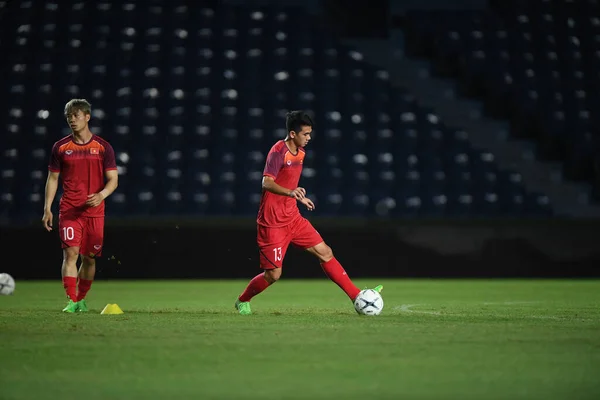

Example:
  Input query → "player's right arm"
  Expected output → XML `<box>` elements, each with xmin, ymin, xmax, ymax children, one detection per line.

<box><xmin>43</xmin><ymin>143</ymin><xmax>61</xmax><ymax>231</ymax></box>
<box><xmin>262</xmin><ymin>176</ymin><xmax>306</xmax><ymax>200</ymax></box>
<box><xmin>262</xmin><ymin>149</ymin><xmax>305</xmax><ymax>199</ymax></box>
<box><xmin>42</xmin><ymin>171</ymin><xmax>59</xmax><ymax>231</ymax></box>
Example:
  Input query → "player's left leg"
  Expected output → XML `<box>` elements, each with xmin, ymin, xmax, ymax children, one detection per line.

<box><xmin>305</xmin><ymin>242</ymin><xmax>362</xmax><ymax>301</ymax></box>
<box><xmin>292</xmin><ymin>217</ymin><xmax>361</xmax><ymax>301</ymax></box>
<box><xmin>76</xmin><ymin>255</ymin><xmax>95</xmax><ymax>312</ymax></box>
<box><xmin>77</xmin><ymin>217</ymin><xmax>104</xmax><ymax>311</ymax></box>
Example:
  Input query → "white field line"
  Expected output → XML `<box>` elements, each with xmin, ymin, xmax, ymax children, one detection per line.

<box><xmin>393</xmin><ymin>302</ymin><xmax>597</xmax><ymax>321</ymax></box>
<box><xmin>394</xmin><ymin>304</ymin><xmax>441</xmax><ymax>315</ymax></box>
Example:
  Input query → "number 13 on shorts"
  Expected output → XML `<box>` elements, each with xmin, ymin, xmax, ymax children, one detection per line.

<box><xmin>273</xmin><ymin>247</ymin><xmax>282</xmax><ymax>261</ymax></box>
<box><xmin>259</xmin><ymin>244</ymin><xmax>288</xmax><ymax>269</ymax></box>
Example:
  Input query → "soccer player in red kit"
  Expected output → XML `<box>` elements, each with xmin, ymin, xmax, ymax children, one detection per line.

<box><xmin>235</xmin><ymin>110</ymin><xmax>382</xmax><ymax>315</ymax></box>
<box><xmin>42</xmin><ymin>99</ymin><xmax>118</xmax><ymax>313</ymax></box>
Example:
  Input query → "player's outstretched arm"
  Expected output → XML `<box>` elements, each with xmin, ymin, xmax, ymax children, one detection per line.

<box><xmin>262</xmin><ymin>176</ymin><xmax>305</xmax><ymax>200</ymax></box>
<box><xmin>42</xmin><ymin>171</ymin><xmax>59</xmax><ymax>231</ymax></box>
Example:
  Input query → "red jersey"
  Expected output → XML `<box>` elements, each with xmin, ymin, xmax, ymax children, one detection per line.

<box><xmin>257</xmin><ymin>140</ymin><xmax>305</xmax><ymax>227</ymax></box>
<box><xmin>48</xmin><ymin>134</ymin><xmax>117</xmax><ymax>218</ymax></box>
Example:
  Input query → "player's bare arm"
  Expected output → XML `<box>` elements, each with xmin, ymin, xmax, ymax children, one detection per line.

<box><xmin>42</xmin><ymin>171</ymin><xmax>60</xmax><ymax>231</ymax></box>
<box><xmin>86</xmin><ymin>169</ymin><xmax>119</xmax><ymax>207</ymax></box>
<box><xmin>262</xmin><ymin>176</ymin><xmax>306</xmax><ymax>200</ymax></box>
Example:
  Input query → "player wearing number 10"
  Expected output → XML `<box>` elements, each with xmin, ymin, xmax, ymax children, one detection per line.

<box><xmin>42</xmin><ymin>99</ymin><xmax>118</xmax><ymax>313</ymax></box>
<box><xmin>235</xmin><ymin>111</ymin><xmax>382</xmax><ymax>315</ymax></box>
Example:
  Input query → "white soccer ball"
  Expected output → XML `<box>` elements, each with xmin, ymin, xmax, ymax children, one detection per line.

<box><xmin>0</xmin><ymin>273</ymin><xmax>15</xmax><ymax>295</ymax></box>
<box><xmin>354</xmin><ymin>289</ymin><xmax>383</xmax><ymax>315</ymax></box>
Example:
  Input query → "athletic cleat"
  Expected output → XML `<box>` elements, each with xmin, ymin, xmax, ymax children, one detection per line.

<box><xmin>235</xmin><ymin>299</ymin><xmax>252</xmax><ymax>315</ymax></box>
<box><xmin>77</xmin><ymin>299</ymin><xmax>89</xmax><ymax>312</ymax></box>
<box><xmin>62</xmin><ymin>299</ymin><xmax>78</xmax><ymax>313</ymax></box>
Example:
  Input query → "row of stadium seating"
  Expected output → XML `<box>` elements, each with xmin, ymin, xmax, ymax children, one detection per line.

<box><xmin>402</xmin><ymin>0</ymin><xmax>600</xmax><ymax>200</ymax></box>
<box><xmin>0</xmin><ymin>1</ymin><xmax>554</xmax><ymax>223</ymax></box>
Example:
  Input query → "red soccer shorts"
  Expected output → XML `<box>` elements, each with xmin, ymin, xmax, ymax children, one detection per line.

<box><xmin>257</xmin><ymin>216</ymin><xmax>324</xmax><ymax>269</ymax></box>
<box><xmin>58</xmin><ymin>215</ymin><xmax>105</xmax><ymax>257</ymax></box>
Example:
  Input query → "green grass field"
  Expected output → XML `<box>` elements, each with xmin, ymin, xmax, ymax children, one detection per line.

<box><xmin>1</xmin><ymin>279</ymin><xmax>599</xmax><ymax>400</ymax></box>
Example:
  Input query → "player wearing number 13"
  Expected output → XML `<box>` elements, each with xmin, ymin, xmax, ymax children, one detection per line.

<box><xmin>42</xmin><ymin>99</ymin><xmax>118</xmax><ymax>313</ymax></box>
<box><xmin>235</xmin><ymin>111</ymin><xmax>382</xmax><ymax>315</ymax></box>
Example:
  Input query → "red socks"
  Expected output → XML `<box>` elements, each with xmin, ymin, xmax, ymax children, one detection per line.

<box><xmin>62</xmin><ymin>276</ymin><xmax>77</xmax><ymax>302</ymax></box>
<box><xmin>321</xmin><ymin>257</ymin><xmax>361</xmax><ymax>300</ymax></box>
<box><xmin>77</xmin><ymin>279</ymin><xmax>93</xmax><ymax>301</ymax></box>
<box><xmin>62</xmin><ymin>277</ymin><xmax>93</xmax><ymax>302</ymax></box>
<box><xmin>239</xmin><ymin>273</ymin><xmax>271</xmax><ymax>302</ymax></box>
<box><xmin>239</xmin><ymin>258</ymin><xmax>358</xmax><ymax>303</ymax></box>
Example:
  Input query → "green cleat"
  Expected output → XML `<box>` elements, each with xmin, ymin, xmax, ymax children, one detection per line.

<box><xmin>235</xmin><ymin>299</ymin><xmax>252</xmax><ymax>315</ymax></box>
<box><xmin>77</xmin><ymin>299</ymin><xmax>89</xmax><ymax>312</ymax></box>
<box><xmin>62</xmin><ymin>299</ymin><xmax>78</xmax><ymax>313</ymax></box>
<box><xmin>373</xmin><ymin>285</ymin><xmax>383</xmax><ymax>293</ymax></box>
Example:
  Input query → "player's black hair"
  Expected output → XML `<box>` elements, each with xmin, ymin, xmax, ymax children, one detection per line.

<box><xmin>285</xmin><ymin>110</ymin><xmax>313</xmax><ymax>134</ymax></box>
